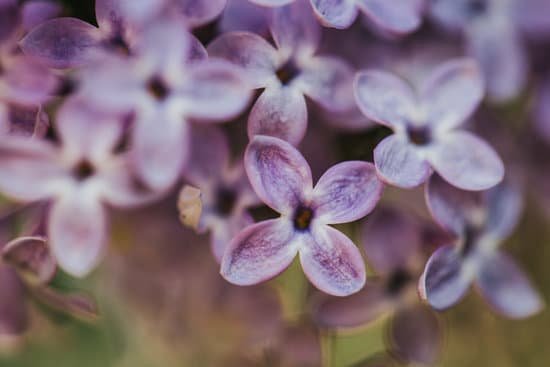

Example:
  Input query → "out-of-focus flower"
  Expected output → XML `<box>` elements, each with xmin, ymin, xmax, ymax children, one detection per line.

<box><xmin>0</xmin><ymin>98</ymin><xmax>157</xmax><ymax>277</ymax></box>
<box><xmin>314</xmin><ymin>207</ymin><xmax>444</xmax><ymax>365</ymax></box>
<box><xmin>419</xmin><ymin>174</ymin><xmax>544</xmax><ymax>318</ymax></box>
<box><xmin>534</xmin><ymin>76</ymin><xmax>550</xmax><ymax>143</ymax></box>
<box><xmin>429</xmin><ymin>0</ymin><xmax>550</xmax><ymax>102</ymax></box>
<box><xmin>179</xmin><ymin>126</ymin><xmax>259</xmax><ymax>262</ymax></box>
<box><xmin>221</xmin><ymin>135</ymin><xmax>384</xmax><ymax>296</ymax></box>
<box><xmin>218</xmin><ymin>0</ymin><xmax>270</xmax><ymax>35</ymax></box>
<box><xmin>249</xmin><ymin>0</ymin><xmax>423</xmax><ymax>33</ymax></box>
<box><xmin>209</xmin><ymin>1</ymin><xmax>355</xmax><ymax>145</ymax></box>
<box><xmin>78</xmin><ymin>18</ymin><xmax>250</xmax><ymax>191</ymax></box>
<box><xmin>355</xmin><ymin>58</ymin><xmax>504</xmax><ymax>191</ymax></box>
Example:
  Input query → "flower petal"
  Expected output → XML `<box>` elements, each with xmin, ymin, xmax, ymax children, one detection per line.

<box><xmin>485</xmin><ymin>182</ymin><xmax>523</xmax><ymax>240</ymax></box>
<box><xmin>218</xmin><ymin>0</ymin><xmax>270</xmax><ymax>35</ymax></box>
<box><xmin>32</xmin><ymin>287</ymin><xmax>99</xmax><ymax>321</ymax></box>
<box><xmin>181</xmin><ymin>59</ymin><xmax>251</xmax><ymax>121</ymax></box>
<box><xmin>0</xmin><ymin>265</ymin><xmax>27</xmax><ymax>335</ymax></box>
<box><xmin>300</xmin><ymin>225</ymin><xmax>366</xmax><ymax>296</ymax></box>
<box><xmin>373</xmin><ymin>135</ymin><xmax>432</xmax><ymax>188</ymax></box>
<box><xmin>207</xmin><ymin>31</ymin><xmax>279</xmax><ymax>88</ymax></box>
<box><xmin>1</xmin><ymin>236</ymin><xmax>56</xmax><ymax>287</ymax></box>
<box><xmin>312</xmin><ymin>161</ymin><xmax>383</xmax><ymax>224</ymax></box>
<box><xmin>428</xmin><ymin>131</ymin><xmax>504</xmax><ymax>191</ymax></box>
<box><xmin>354</xmin><ymin>70</ymin><xmax>416</xmax><ymax>129</ymax></box>
<box><xmin>244</xmin><ymin>135</ymin><xmax>312</xmax><ymax>214</ymax></box>
<box><xmin>421</xmin><ymin>58</ymin><xmax>484</xmax><ymax>132</ymax></box>
<box><xmin>211</xmin><ymin>211</ymin><xmax>254</xmax><ymax>263</ymax></box>
<box><xmin>248</xmin><ymin>86</ymin><xmax>308</xmax><ymax>146</ymax></box>
<box><xmin>271</xmin><ymin>0</ymin><xmax>320</xmax><ymax>56</ymax></box>
<box><xmin>176</xmin><ymin>0</ymin><xmax>227</xmax><ymax>28</ymax></box>
<box><xmin>20</xmin><ymin>18</ymin><xmax>102</xmax><ymax>69</ymax></box>
<box><xmin>310</xmin><ymin>0</ymin><xmax>359</xmax><ymax>29</ymax></box>
<box><xmin>476</xmin><ymin>251</ymin><xmax>544</xmax><ymax>319</ymax></box>
<box><xmin>419</xmin><ymin>244</ymin><xmax>471</xmax><ymax>310</ymax></box>
<box><xmin>357</xmin><ymin>0</ymin><xmax>422</xmax><ymax>35</ymax></box>
<box><xmin>48</xmin><ymin>191</ymin><xmax>107</xmax><ymax>277</ymax></box>
<box><xmin>21</xmin><ymin>0</ymin><xmax>63</xmax><ymax>31</ymax></box>
<box><xmin>220</xmin><ymin>219</ymin><xmax>298</xmax><ymax>285</ymax></box>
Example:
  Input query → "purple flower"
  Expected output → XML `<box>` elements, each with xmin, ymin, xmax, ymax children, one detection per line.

<box><xmin>429</xmin><ymin>0</ymin><xmax>550</xmax><ymax>102</ymax></box>
<box><xmin>355</xmin><ymin>58</ymin><xmax>504</xmax><ymax>191</ymax></box>
<box><xmin>78</xmin><ymin>18</ymin><xmax>250</xmax><ymax>191</ymax></box>
<box><xmin>221</xmin><ymin>135</ymin><xmax>384</xmax><ymax>296</ymax></box>
<box><xmin>534</xmin><ymin>76</ymin><xmax>550</xmax><ymax>144</ymax></box>
<box><xmin>249</xmin><ymin>0</ymin><xmax>423</xmax><ymax>33</ymax></box>
<box><xmin>313</xmin><ymin>207</ymin><xmax>443</xmax><ymax>365</ymax></box>
<box><xmin>179</xmin><ymin>126</ymin><xmax>259</xmax><ymax>262</ymax></box>
<box><xmin>218</xmin><ymin>0</ymin><xmax>271</xmax><ymax>35</ymax></box>
<box><xmin>0</xmin><ymin>98</ymin><xmax>158</xmax><ymax>277</ymax></box>
<box><xmin>208</xmin><ymin>1</ymin><xmax>355</xmax><ymax>145</ymax></box>
<box><xmin>419</xmin><ymin>174</ymin><xmax>544</xmax><ymax>318</ymax></box>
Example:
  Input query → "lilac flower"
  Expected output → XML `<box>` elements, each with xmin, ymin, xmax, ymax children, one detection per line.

<box><xmin>419</xmin><ymin>174</ymin><xmax>544</xmax><ymax>318</ymax></box>
<box><xmin>179</xmin><ymin>126</ymin><xmax>259</xmax><ymax>262</ymax></box>
<box><xmin>429</xmin><ymin>0</ymin><xmax>550</xmax><ymax>102</ymax></box>
<box><xmin>314</xmin><ymin>208</ymin><xmax>443</xmax><ymax>365</ymax></box>
<box><xmin>218</xmin><ymin>0</ymin><xmax>271</xmax><ymax>35</ymax></box>
<box><xmin>249</xmin><ymin>0</ymin><xmax>423</xmax><ymax>33</ymax></box>
<box><xmin>78</xmin><ymin>18</ymin><xmax>250</xmax><ymax>191</ymax></box>
<box><xmin>208</xmin><ymin>1</ymin><xmax>355</xmax><ymax>145</ymax></box>
<box><xmin>221</xmin><ymin>135</ymin><xmax>384</xmax><ymax>296</ymax></box>
<box><xmin>354</xmin><ymin>58</ymin><xmax>504</xmax><ymax>191</ymax></box>
<box><xmin>0</xmin><ymin>98</ymin><xmax>158</xmax><ymax>277</ymax></box>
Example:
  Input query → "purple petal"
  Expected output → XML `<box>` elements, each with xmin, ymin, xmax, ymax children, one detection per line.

<box><xmin>485</xmin><ymin>182</ymin><xmax>523</xmax><ymax>240</ymax></box>
<box><xmin>182</xmin><ymin>60</ymin><xmax>251</xmax><ymax>121</ymax></box>
<box><xmin>0</xmin><ymin>0</ymin><xmax>19</xmax><ymax>43</ymax></box>
<box><xmin>33</xmin><ymin>287</ymin><xmax>99</xmax><ymax>321</ymax></box>
<box><xmin>187</xmin><ymin>34</ymin><xmax>208</xmax><ymax>63</ymax></box>
<box><xmin>310</xmin><ymin>0</ymin><xmax>359</xmax><ymax>29</ymax></box>
<box><xmin>176</xmin><ymin>0</ymin><xmax>227</xmax><ymax>28</ymax></box>
<box><xmin>515</xmin><ymin>0</ymin><xmax>550</xmax><ymax>37</ymax></box>
<box><xmin>271</xmin><ymin>0</ymin><xmax>321</xmax><ymax>56</ymax></box>
<box><xmin>20</xmin><ymin>18</ymin><xmax>102</xmax><ymax>69</ymax></box>
<box><xmin>211</xmin><ymin>211</ymin><xmax>254</xmax><ymax>263</ymax></box>
<box><xmin>0</xmin><ymin>265</ymin><xmax>27</xmax><ymax>336</ymax></box>
<box><xmin>419</xmin><ymin>244</ymin><xmax>471</xmax><ymax>310</ymax></box>
<box><xmin>389</xmin><ymin>305</ymin><xmax>442</xmax><ymax>365</ymax></box>
<box><xmin>357</xmin><ymin>0</ymin><xmax>422</xmax><ymax>35</ymax></box>
<box><xmin>218</xmin><ymin>0</ymin><xmax>270</xmax><ymax>35</ymax></box>
<box><xmin>354</xmin><ymin>70</ymin><xmax>416</xmax><ymax>129</ymax></box>
<box><xmin>300</xmin><ymin>225</ymin><xmax>366</xmax><ymax>296</ymax></box>
<box><xmin>248</xmin><ymin>86</ymin><xmax>308</xmax><ymax>146</ymax></box>
<box><xmin>374</xmin><ymin>135</ymin><xmax>432</xmax><ymax>188</ymax></box>
<box><xmin>207</xmin><ymin>31</ymin><xmax>279</xmax><ymax>88</ymax></box>
<box><xmin>4</xmin><ymin>104</ymin><xmax>49</xmax><ymax>138</ymax></box>
<box><xmin>220</xmin><ymin>219</ymin><xmax>298</xmax><ymax>285</ymax></box>
<box><xmin>249</xmin><ymin>0</ymin><xmax>294</xmax><ymax>5</ymax></box>
<box><xmin>96</xmin><ymin>0</ymin><xmax>164</xmax><ymax>29</ymax></box>
<box><xmin>312</xmin><ymin>161</ymin><xmax>383</xmax><ymax>224</ymax></box>
<box><xmin>2</xmin><ymin>236</ymin><xmax>56</xmax><ymax>287</ymax></box>
<box><xmin>244</xmin><ymin>135</ymin><xmax>312</xmax><ymax>214</ymax></box>
<box><xmin>132</xmin><ymin>113</ymin><xmax>189</xmax><ymax>191</ymax></box>
<box><xmin>21</xmin><ymin>0</ymin><xmax>62</xmax><ymax>31</ymax></box>
<box><xmin>476</xmin><ymin>251</ymin><xmax>544</xmax><ymax>319</ymax></box>
<box><xmin>297</xmin><ymin>56</ymin><xmax>355</xmax><ymax>112</ymax></box>
<box><xmin>421</xmin><ymin>58</ymin><xmax>484</xmax><ymax>131</ymax></box>
<box><xmin>534</xmin><ymin>78</ymin><xmax>550</xmax><ymax>143</ymax></box>
<box><xmin>428</xmin><ymin>131</ymin><xmax>504</xmax><ymax>191</ymax></box>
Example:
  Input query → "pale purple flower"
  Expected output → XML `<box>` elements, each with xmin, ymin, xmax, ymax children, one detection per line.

<box><xmin>221</xmin><ymin>135</ymin><xmax>384</xmax><ymax>296</ymax></box>
<box><xmin>419</xmin><ymin>174</ymin><xmax>544</xmax><ymax>318</ymax></box>
<box><xmin>429</xmin><ymin>0</ymin><xmax>550</xmax><ymax>102</ymax></box>
<box><xmin>249</xmin><ymin>0</ymin><xmax>423</xmax><ymax>33</ymax></box>
<box><xmin>218</xmin><ymin>0</ymin><xmax>271</xmax><ymax>35</ymax></box>
<box><xmin>78</xmin><ymin>18</ymin><xmax>250</xmax><ymax>191</ymax></box>
<box><xmin>180</xmin><ymin>126</ymin><xmax>259</xmax><ymax>262</ymax></box>
<box><xmin>355</xmin><ymin>58</ymin><xmax>504</xmax><ymax>191</ymax></box>
<box><xmin>208</xmin><ymin>1</ymin><xmax>355</xmax><ymax>145</ymax></box>
<box><xmin>0</xmin><ymin>98</ymin><xmax>158</xmax><ymax>277</ymax></box>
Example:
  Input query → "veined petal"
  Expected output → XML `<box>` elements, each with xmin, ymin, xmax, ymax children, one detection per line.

<box><xmin>248</xmin><ymin>86</ymin><xmax>308</xmax><ymax>146</ymax></box>
<box><xmin>354</xmin><ymin>70</ymin><xmax>416</xmax><ymax>129</ymax></box>
<box><xmin>207</xmin><ymin>31</ymin><xmax>279</xmax><ymax>88</ymax></box>
<box><xmin>20</xmin><ymin>18</ymin><xmax>102</xmax><ymax>69</ymax></box>
<box><xmin>0</xmin><ymin>265</ymin><xmax>27</xmax><ymax>335</ymax></box>
<box><xmin>2</xmin><ymin>236</ymin><xmax>56</xmax><ymax>287</ymax></box>
<box><xmin>96</xmin><ymin>0</ymin><xmax>164</xmax><ymax>29</ymax></box>
<box><xmin>310</xmin><ymin>0</ymin><xmax>358</xmax><ymax>29</ymax></box>
<box><xmin>48</xmin><ymin>191</ymin><xmax>107</xmax><ymax>277</ymax></box>
<box><xmin>271</xmin><ymin>0</ymin><xmax>320</xmax><ymax>56</ymax></box>
<box><xmin>218</xmin><ymin>0</ymin><xmax>270</xmax><ymax>35</ymax></box>
<box><xmin>421</xmin><ymin>58</ymin><xmax>484</xmax><ymax>132</ymax></box>
<box><xmin>312</xmin><ymin>161</ymin><xmax>383</xmax><ymax>224</ymax></box>
<box><xmin>485</xmin><ymin>182</ymin><xmax>523</xmax><ymax>240</ymax></box>
<box><xmin>220</xmin><ymin>219</ymin><xmax>298</xmax><ymax>285</ymax></box>
<box><xmin>244</xmin><ymin>135</ymin><xmax>312</xmax><ymax>214</ymax></box>
<box><xmin>419</xmin><ymin>244</ymin><xmax>471</xmax><ymax>310</ymax></box>
<box><xmin>357</xmin><ymin>0</ymin><xmax>422</xmax><ymax>35</ymax></box>
<box><xmin>176</xmin><ymin>0</ymin><xmax>227</xmax><ymax>28</ymax></box>
<box><xmin>428</xmin><ymin>131</ymin><xmax>504</xmax><ymax>191</ymax></box>
<box><xmin>476</xmin><ymin>251</ymin><xmax>544</xmax><ymax>319</ymax></box>
<box><xmin>374</xmin><ymin>135</ymin><xmax>432</xmax><ymax>188</ymax></box>
<box><xmin>300</xmin><ymin>225</ymin><xmax>366</xmax><ymax>296</ymax></box>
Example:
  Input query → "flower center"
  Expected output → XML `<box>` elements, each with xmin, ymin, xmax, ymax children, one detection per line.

<box><xmin>461</xmin><ymin>225</ymin><xmax>481</xmax><ymax>257</ymax></box>
<box><xmin>147</xmin><ymin>76</ymin><xmax>170</xmax><ymax>101</ymax></box>
<box><xmin>73</xmin><ymin>160</ymin><xmax>95</xmax><ymax>181</ymax></box>
<box><xmin>215</xmin><ymin>187</ymin><xmax>237</xmax><ymax>216</ymax></box>
<box><xmin>386</xmin><ymin>268</ymin><xmax>412</xmax><ymax>296</ymax></box>
<box><xmin>293</xmin><ymin>206</ymin><xmax>314</xmax><ymax>231</ymax></box>
<box><xmin>107</xmin><ymin>33</ymin><xmax>131</xmax><ymax>56</ymax></box>
<box><xmin>407</xmin><ymin>126</ymin><xmax>432</xmax><ymax>146</ymax></box>
<box><xmin>276</xmin><ymin>60</ymin><xmax>300</xmax><ymax>85</ymax></box>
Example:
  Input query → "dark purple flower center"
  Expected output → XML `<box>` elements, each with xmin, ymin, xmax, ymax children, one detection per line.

<box><xmin>407</xmin><ymin>126</ymin><xmax>432</xmax><ymax>146</ymax></box>
<box><xmin>215</xmin><ymin>186</ymin><xmax>237</xmax><ymax>216</ymax></box>
<box><xmin>73</xmin><ymin>160</ymin><xmax>95</xmax><ymax>181</ymax></box>
<box><xmin>386</xmin><ymin>268</ymin><xmax>412</xmax><ymax>296</ymax></box>
<box><xmin>147</xmin><ymin>76</ymin><xmax>170</xmax><ymax>101</ymax></box>
<box><xmin>106</xmin><ymin>33</ymin><xmax>131</xmax><ymax>56</ymax></box>
<box><xmin>293</xmin><ymin>205</ymin><xmax>314</xmax><ymax>231</ymax></box>
<box><xmin>276</xmin><ymin>60</ymin><xmax>301</xmax><ymax>85</ymax></box>
<box><xmin>461</xmin><ymin>225</ymin><xmax>480</xmax><ymax>257</ymax></box>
